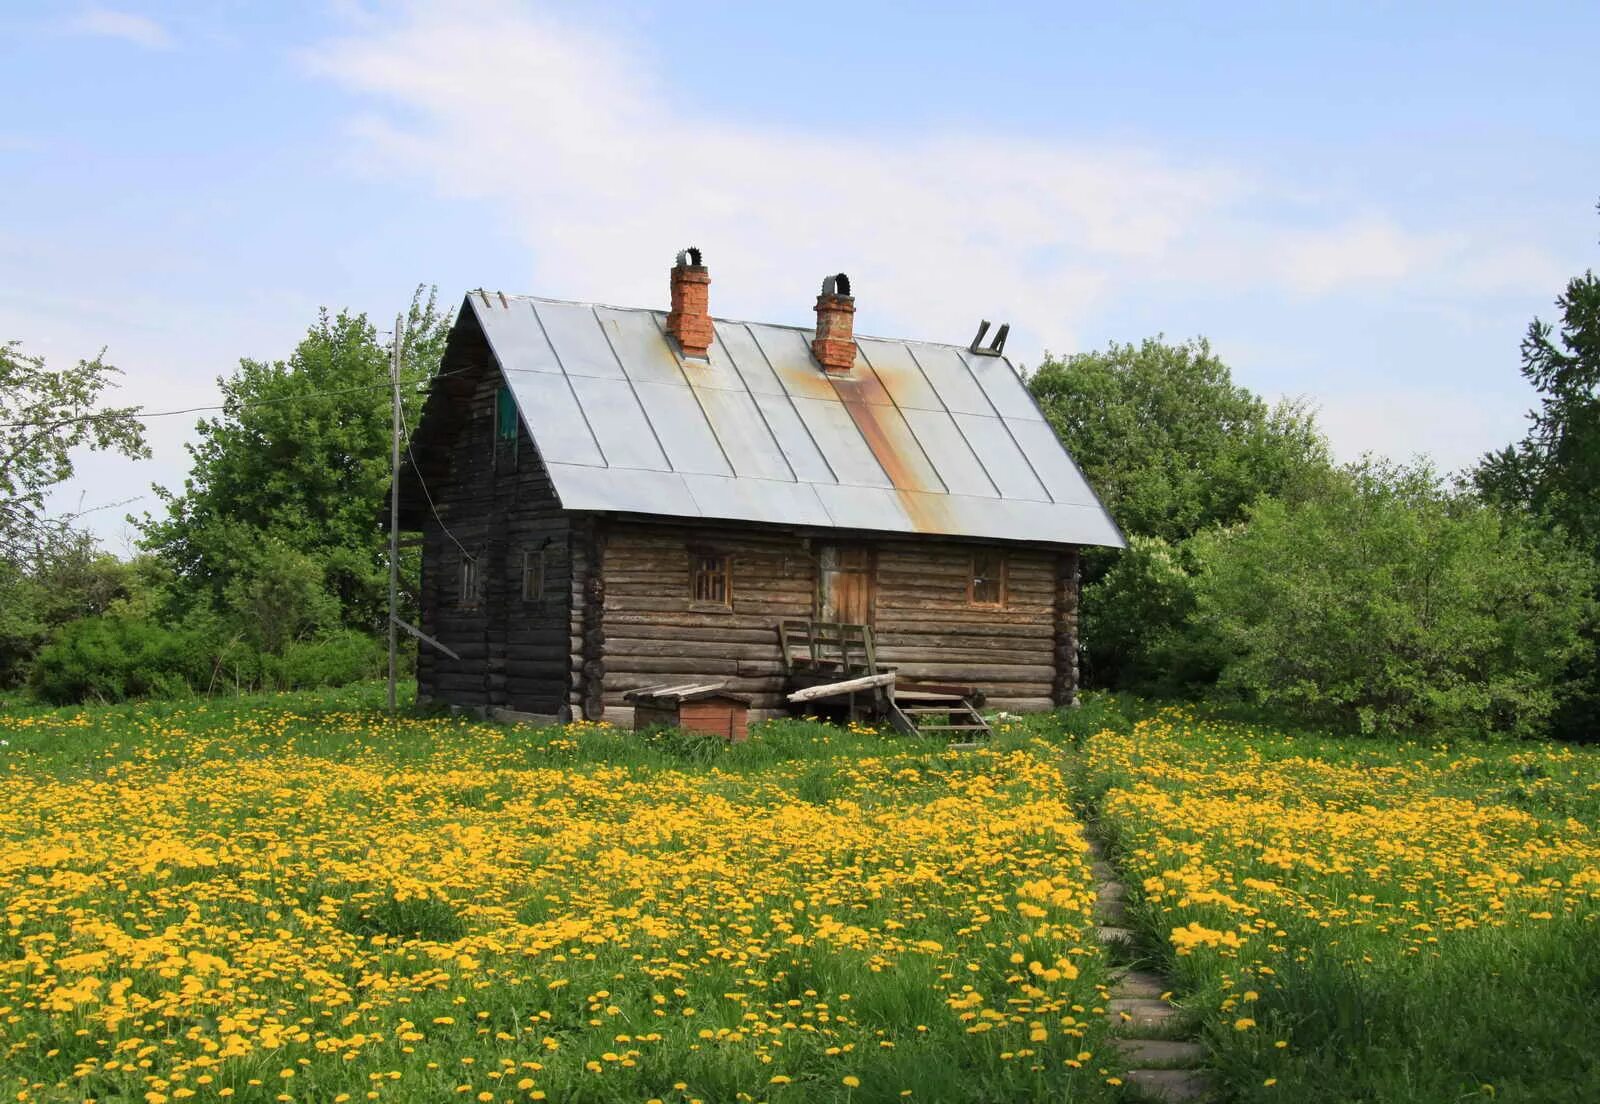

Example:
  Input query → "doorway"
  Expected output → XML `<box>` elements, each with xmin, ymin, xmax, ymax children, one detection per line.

<box><xmin>816</xmin><ymin>544</ymin><xmax>874</xmax><ymax>625</ymax></box>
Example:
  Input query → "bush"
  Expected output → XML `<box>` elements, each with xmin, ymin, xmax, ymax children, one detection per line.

<box><xmin>1192</xmin><ymin>459</ymin><xmax>1596</xmax><ymax>737</ymax></box>
<box><xmin>1081</xmin><ymin>534</ymin><xmax>1223</xmax><ymax>692</ymax></box>
<box><xmin>29</xmin><ymin>615</ymin><xmax>207</xmax><ymax>704</ymax></box>
<box><xmin>28</xmin><ymin>614</ymin><xmax>385</xmax><ymax>705</ymax></box>
<box><xmin>268</xmin><ymin>630</ymin><xmax>384</xmax><ymax>690</ymax></box>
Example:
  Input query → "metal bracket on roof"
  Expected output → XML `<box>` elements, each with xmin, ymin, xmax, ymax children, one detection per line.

<box><xmin>968</xmin><ymin>320</ymin><xmax>1010</xmax><ymax>357</ymax></box>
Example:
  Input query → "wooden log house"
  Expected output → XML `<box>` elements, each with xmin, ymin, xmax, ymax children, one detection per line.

<box><xmin>397</xmin><ymin>252</ymin><xmax>1124</xmax><ymax>727</ymax></box>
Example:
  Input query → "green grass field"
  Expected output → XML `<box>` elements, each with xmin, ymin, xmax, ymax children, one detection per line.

<box><xmin>2</xmin><ymin>687</ymin><xmax>1597</xmax><ymax>1103</ymax></box>
<box><xmin>0</xmin><ymin>688</ymin><xmax>1119</xmax><ymax>1104</ymax></box>
<box><xmin>1068</xmin><ymin>698</ymin><xmax>1600</xmax><ymax>1103</ymax></box>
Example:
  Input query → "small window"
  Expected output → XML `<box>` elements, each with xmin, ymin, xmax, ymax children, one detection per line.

<box><xmin>969</xmin><ymin>553</ymin><xmax>1006</xmax><ymax>607</ymax></box>
<box><xmin>521</xmin><ymin>548</ymin><xmax>545</xmax><ymax>602</ymax></box>
<box><xmin>493</xmin><ymin>386</ymin><xmax>519</xmax><ymax>473</ymax></box>
<box><xmin>458</xmin><ymin>555</ymin><xmax>480</xmax><ymax>608</ymax></box>
<box><xmin>690</xmin><ymin>552</ymin><xmax>731</xmax><ymax>606</ymax></box>
<box><xmin>495</xmin><ymin>386</ymin><xmax>519</xmax><ymax>441</ymax></box>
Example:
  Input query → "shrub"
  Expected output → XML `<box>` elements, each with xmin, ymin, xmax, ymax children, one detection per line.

<box><xmin>1081</xmin><ymin>534</ymin><xmax>1223</xmax><ymax>692</ymax></box>
<box><xmin>268</xmin><ymin>630</ymin><xmax>383</xmax><ymax>690</ymax></box>
<box><xmin>29</xmin><ymin>615</ymin><xmax>205</xmax><ymax>704</ymax></box>
<box><xmin>1192</xmin><ymin>459</ymin><xmax>1596</xmax><ymax>737</ymax></box>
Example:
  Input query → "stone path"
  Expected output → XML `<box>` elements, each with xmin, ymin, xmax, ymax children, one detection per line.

<box><xmin>1087</xmin><ymin>837</ymin><xmax>1213</xmax><ymax>1102</ymax></box>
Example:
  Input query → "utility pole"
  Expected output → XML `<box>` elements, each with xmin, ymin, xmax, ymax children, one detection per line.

<box><xmin>388</xmin><ymin>313</ymin><xmax>404</xmax><ymax>714</ymax></box>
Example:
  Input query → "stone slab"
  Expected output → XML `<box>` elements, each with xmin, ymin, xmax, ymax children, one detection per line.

<box><xmin>1111</xmin><ymin>1038</ymin><xmax>1207</xmax><ymax>1067</ymax></box>
<box><xmin>1122</xmin><ymin>1067</ymin><xmax>1213</xmax><ymax>1102</ymax></box>
<box><xmin>1110</xmin><ymin>969</ymin><xmax>1168</xmax><ymax>999</ymax></box>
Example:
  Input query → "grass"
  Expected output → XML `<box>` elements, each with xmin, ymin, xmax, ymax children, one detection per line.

<box><xmin>8</xmin><ymin>685</ymin><xmax>1598</xmax><ymax>1102</ymax></box>
<box><xmin>1075</xmin><ymin>698</ymin><xmax>1600</xmax><ymax>1103</ymax></box>
<box><xmin>0</xmin><ymin>687</ymin><xmax>1121</xmax><ymax>1104</ymax></box>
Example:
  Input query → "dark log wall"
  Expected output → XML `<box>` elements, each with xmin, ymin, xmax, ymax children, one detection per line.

<box><xmin>595</xmin><ymin>520</ymin><xmax>1075</xmax><ymax>719</ymax></box>
<box><xmin>415</xmin><ymin>330</ymin><xmax>572</xmax><ymax>715</ymax></box>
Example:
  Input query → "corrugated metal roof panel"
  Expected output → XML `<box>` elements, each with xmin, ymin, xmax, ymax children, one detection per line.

<box><xmin>469</xmin><ymin>294</ymin><xmax>1123</xmax><ymax>549</ymax></box>
<box><xmin>858</xmin><ymin>338</ymin><xmax>944</xmax><ymax>411</ymax></box>
<box><xmin>712</xmin><ymin>323</ymin><xmax>787</xmax><ymax>396</ymax></box>
<box><xmin>546</xmin><ymin>463</ymin><xmax>699</xmax><ymax>516</ymax></box>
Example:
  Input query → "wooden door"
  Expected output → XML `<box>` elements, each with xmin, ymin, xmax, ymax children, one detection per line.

<box><xmin>817</xmin><ymin>544</ymin><xmax>874</xmax><ymax>625</ymax></box>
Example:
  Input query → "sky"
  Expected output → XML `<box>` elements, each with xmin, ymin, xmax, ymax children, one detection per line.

<box><xmin>2</xmin><ymin>0</ymin><xmax>1596</xmax><ymax>552</ymax></box>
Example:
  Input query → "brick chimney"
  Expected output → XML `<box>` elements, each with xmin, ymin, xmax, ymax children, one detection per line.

<box><xmin>666</xmin><ymin>247</ymin><xmax>713</xmax><ymax>358</ymax></box>
<box><xmin>812</xmin><ymin>273</ymin><xmax>856</xmax><ymax>373</ymax></box>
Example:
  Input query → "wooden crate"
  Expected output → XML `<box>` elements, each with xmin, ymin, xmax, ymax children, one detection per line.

<box><xmin>623</xmin><ymin>682</ymin><xmax>752</xmax><ymax>743</ymax></box>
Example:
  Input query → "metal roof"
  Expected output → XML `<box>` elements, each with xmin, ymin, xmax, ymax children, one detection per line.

<box><xmin>466</xmin><ymin>292</ymin><xmax>1124</xmax><ymax>549</ymax></box>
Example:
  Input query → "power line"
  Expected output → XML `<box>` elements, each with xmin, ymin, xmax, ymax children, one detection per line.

<box><xmin>396</xmin><ymin>393</ymin><xmax>475</xmax><ymax>563</ymax></box>
<box><xmin>0</xmin><ymin>370</ymin><xmax>466</xmax><ymax>430</ymax></box>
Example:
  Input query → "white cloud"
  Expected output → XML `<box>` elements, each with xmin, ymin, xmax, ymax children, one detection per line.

<box><xmin>302</xmin><ymin>2</ymin><xmax>1569</xmax><ymax>375</ymax></box>
<box><xmin>68</xmin><ymin>6</ymin><xmax>174</xmax><ymax>50</ymax></box>
<box><xmin>301</xmin><ymin>3</ymin><xmax>1262</xmax><ymax>356</ymax></box>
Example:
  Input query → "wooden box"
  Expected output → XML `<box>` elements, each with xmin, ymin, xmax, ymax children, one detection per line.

<box><xmin>624</xmin><ymin>682</ymin><xmax>752</xmax><ymax>743</ymax></box>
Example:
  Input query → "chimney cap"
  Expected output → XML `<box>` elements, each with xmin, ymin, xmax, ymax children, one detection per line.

<box><xmin>675</xmin><ymin>245</ymin><xmax>704</xmax><ymax>268</ymax></box>
<box><xmin>820</xmin><ymin>272</ymin><xmax>852</xmax><ymax>298</ymax></box>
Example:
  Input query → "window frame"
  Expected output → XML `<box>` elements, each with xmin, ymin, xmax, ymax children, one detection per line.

<box><xmin>458</xmin><ymin>554</ymin><xmax>480</xmax><ymax>609</ymax></box>
<box><xmin>521</xmin><ymin>547</ymin><xmax>546</xmax><ymax>603</ymax></box>
<box><xmin>688</xmin><ymin>549</ymin><xmax>733</xmax><ymax>609</ymax></box>
<box><xmin>967</xmin><ymin>552</ymin><xmax>1008</xmax><ymax>608</ymax></box>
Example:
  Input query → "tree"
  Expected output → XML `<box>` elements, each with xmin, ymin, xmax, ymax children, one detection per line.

<box><xmin>1473</xmin><ymin>209</ymin><xmax>1600</xmax><ymax>550</ymax></box>
<box><xmin>1193</xmin><ymin>459</ymin><xmax>1594</xmax><ymax>737</ymax></box>
<box><xmin>0</xmin><ymin>342</ymin><xmax>148</xmax><ymax>559</ymax></box>
<box><xmin>1028</xmin><ymin>336</ymin><xmax>1333</xmax><ymax>688</ymax></box>
<box><xmin>1027</xmin><ymin>336</ymin><xmax>1331</xmax><ymax>546</ymax></box>
<box><xmin>139</xmin><ymin>287</ymin><xmax>449</xmax><ymax>629</ymax></box>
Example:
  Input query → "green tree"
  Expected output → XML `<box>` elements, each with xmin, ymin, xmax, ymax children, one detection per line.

<box><xmin>224</xmin><ymin>540</ymin><xmax>341</xmax><ymax>655</ymax></box>
<box><xmin>1473</xmin><ymin>216</ymin><xmax>1599</xmax><ymax>546</ymax></box>
<box><xmin>1028</xmin><ymin>336</ymin><xmax>1332</xmax><ymax>688</ymax></box>
<box><xmin>1028</xmin><ymin>336</ymin><xmax>1331</xmax><ymax>545</ymax></box>
<box><xmin>0</xmin><ymin>342</ymin><xmax>148</xmax><ymax>559</ymax></box>
<box><xmin>140</xmin><ymin>288</ymin><xmax>449</xmax><ymax>628</ymax></box>
<box><xmin>1193</xmin><ymin>459</ymin><xmax>1594</xmax><ymax>737</ymax></box>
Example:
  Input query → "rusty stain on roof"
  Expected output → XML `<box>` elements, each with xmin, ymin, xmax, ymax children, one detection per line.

<box><xmin>465</xmin><ymin>293</ymin><xmax>1124</xmax><ymax>548</ymax></box>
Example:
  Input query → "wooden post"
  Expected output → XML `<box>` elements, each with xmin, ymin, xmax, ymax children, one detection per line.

<box><xmin>387</xmin><ymin>314</ymin><xmax>404</xmax><ymax>714</ymax></box>
<box><xmin>1052</xmin><ymin>547</ymin><xmax>1081</xmax><ymax>708</ymax></box>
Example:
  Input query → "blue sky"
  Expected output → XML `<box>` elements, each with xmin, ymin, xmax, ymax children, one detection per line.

<box><xmin>2</xmin><ymin>1</ymin><xmax>1596</xmax><ymax>550</ymax></box>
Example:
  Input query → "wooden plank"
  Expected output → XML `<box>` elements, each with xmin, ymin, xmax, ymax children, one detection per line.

<box><xmin>787</xmin><ymin>672</ymin><xmax>896</xmax><ymax>703</ymax></box>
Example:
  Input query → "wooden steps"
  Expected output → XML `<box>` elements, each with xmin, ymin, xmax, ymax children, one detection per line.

<box><xmin>890</xmin><ymin>691</ymin><xmax>993</xmax><ymax>744</ymax></box>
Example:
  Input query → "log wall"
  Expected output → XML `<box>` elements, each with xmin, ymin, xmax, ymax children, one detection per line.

<box><xmin>415</xmin><ymin>328</ymin><xmax>572</xmax><ymax>715</ymax></box>
<box><xmin>597</xmin><ymin>522</ymin><xmax>814</xmax><ymax>718</ymax></box>
<box><xmin>872</xmin><ymin>543</ymin><xmax>1061</xmax><ymax>712</ymax></box>
<box><xmin>596</xmin><ymin>520</ymin><xmax>1075</xmax><ymax>719</ymax></box>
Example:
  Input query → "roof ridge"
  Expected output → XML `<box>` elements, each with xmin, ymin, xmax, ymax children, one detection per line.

<box><xmin>471</xmin><ymin>290</ymin><xmax>982</xmax><ymax>355</ymax></box>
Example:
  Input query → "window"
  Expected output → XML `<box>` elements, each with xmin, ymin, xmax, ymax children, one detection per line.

<box><xmin>969</xmin><ymin>552</ymin><xmax>1006</xmax><ymax>607</ymax></box>
<box><xmin>690</xmin><ymin>552</ymin><xmax>731</xmax><ymax>606</ymax></box>
<box><xmin>521</xmin><ymin>548</ymin><xmax>545</xmax><ymax>602</ymax></box>
<box><xmin>458</xmin><ymin>555</ymin><xmax>480</xmax><ymax>608</ymax></box>
<box><xmin>495</xmin><ymin>386</ymin><xmax>519</xmax><ymax>441</ymax></box>
<box><xmin>494</xmin><ymin>386</ymin><xmax>519</xmax><ymax>472</ymax></box>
